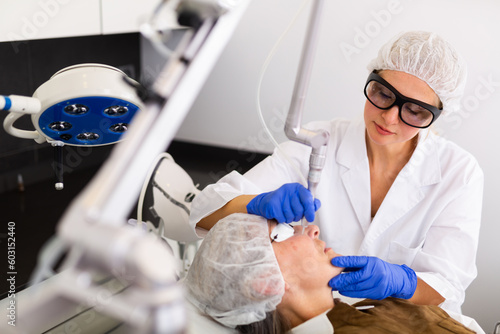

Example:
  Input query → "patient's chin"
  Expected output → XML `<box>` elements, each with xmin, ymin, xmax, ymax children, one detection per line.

<box><xmin>326</xmin><ymin>249</ymin><xmax>342</xmax><ymax>262</ymax></box>
<box><xmin>329</xmin><ymin>263</ymin><xmax>344</xmax><ymax>278</ymax></box>
<box><xmin>327</xmin><ymin>251</ymin><xmax>344</xmax><ymax>277</ymax></box>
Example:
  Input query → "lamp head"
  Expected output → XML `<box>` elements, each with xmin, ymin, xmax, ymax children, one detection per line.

<box><xmin>2</xmin><ymin>63</ymin><xmax>144</xmax><ymax>146</ymax></box>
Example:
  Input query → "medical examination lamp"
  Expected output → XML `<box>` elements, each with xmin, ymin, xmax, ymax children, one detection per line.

<box><xmin>0</xmin><ymin>63</ymin><xmax>143</xmax><ymax>189</ymax></box>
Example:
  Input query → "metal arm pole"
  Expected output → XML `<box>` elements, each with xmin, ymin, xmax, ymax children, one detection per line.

<box><xmin>284</xmin><ymin>0</ymin><xmax>329</xmax><ymax>198</ymax></box>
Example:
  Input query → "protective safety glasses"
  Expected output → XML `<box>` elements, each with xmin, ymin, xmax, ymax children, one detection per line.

<box><xmin>364</xmin><ymin>71</ymin><xmax>442</xmax><ymax>128</ymax></box>
<box><xmin>270</xmin><ymin>223</ymin><xmax>295</xmax><ymax>243</ymax></box>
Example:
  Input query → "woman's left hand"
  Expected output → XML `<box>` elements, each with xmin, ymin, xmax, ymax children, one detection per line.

<box><xmin>328</xmin><ymin>256</ymin><xmax>417</xmax><ymax>300</ymax></box>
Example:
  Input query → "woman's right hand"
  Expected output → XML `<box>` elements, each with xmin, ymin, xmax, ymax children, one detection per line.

<box><xmin>246</xmin><ymin>183</ymin><xmax>321</xmax><ymax>223</ymax></box>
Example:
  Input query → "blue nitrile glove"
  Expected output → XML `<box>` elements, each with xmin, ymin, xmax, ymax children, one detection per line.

<box><xmin>329</xmin><ymin>256</ymin><xmax>417</xmax><ymax>300</ymax></box>
<box><xmin>246</xmin><ymin>183</ymin><xmax>321</xmax><ymax>223</ymax></box>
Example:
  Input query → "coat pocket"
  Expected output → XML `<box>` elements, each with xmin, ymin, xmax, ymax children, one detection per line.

<box><xmin>387</xmin><ymin>241</ymin><xmax>421</xmax><ymax>266</ymax></box>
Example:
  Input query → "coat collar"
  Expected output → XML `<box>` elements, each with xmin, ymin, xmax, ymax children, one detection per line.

<box><xmin>400</xmin><ymin>129</ymin><xmax>442</xmax><ymax>187</ymax></box>
<box><xmin>336</xmin><ymin>119</ymin><xmax>443</xmax><ymax>241</ymax></box>
<box><xmin>336</xmin><ymin>118</ymin><xmax>367</xmax><ymax>170</ymax></box>
<box><xmin>336</xmin><ymin>119</ymin><xmax>442</xmax><ymax>187</ymax></box>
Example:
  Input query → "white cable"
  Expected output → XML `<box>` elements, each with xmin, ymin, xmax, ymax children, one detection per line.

<box><xmin>256</xmin><ymin>0</ymin><xmax>310</xmax><ymax>186</ymax></box>
<box><xmin>140</xmin><ymin>0</ymin><xmax>176</xmax><ymax>59</ymax></box>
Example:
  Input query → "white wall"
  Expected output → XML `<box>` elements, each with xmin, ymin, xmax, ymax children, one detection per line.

<box><xmin>173</xmin><ymin>0</ymin><xmax>500</xmax><ymax>331</ymax></box>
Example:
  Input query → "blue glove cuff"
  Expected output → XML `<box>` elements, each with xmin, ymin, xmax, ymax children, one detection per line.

<box><xmin>246</xmin><ymin>192</ymin><xmax>267</xmax><ymax>216</ymax></box>
<box><xmin>392</xmin><ymin>264</ymin><xmax>418</xmax><ymax>299</ymax></box>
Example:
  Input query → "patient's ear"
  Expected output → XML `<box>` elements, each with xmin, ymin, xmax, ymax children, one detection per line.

<box><xmin>250</xmin><ymin>277</ymin><xmax>285</xmax><ymax>296</ymax></box>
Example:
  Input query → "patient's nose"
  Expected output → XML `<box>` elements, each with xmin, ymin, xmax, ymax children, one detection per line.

<box><xmin>306</xmin><ymin>225</ymin><xmax>320</xmax><ymax>239</ymax></box>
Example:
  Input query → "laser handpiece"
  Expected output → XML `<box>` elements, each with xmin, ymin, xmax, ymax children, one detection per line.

<box><xmin>301</xmin><ymin>144</ymin><xmax>328</xmax><ymax>233</ymax></box>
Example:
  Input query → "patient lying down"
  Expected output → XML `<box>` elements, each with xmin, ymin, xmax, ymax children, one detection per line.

<box><xmin>185</xmin><ymin>213</ymin><xmax>476</xmax><ymax>334</ymax></box>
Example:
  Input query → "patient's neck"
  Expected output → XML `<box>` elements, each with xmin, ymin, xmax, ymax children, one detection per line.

<box><xmin>278</xmin><ymin>284</ymin><xmax>334</xmax><ymax>327</ymax></box>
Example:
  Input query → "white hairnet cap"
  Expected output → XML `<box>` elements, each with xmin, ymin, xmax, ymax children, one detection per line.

<box><xmin>367</xmin><ymin>31</ymin><xmax>467</xmax><ymax>114</ymax></box>
<box><xmin>185</xmin><ymin>213</ymin><xmax>285</xmax><ymax>328</ymax></box>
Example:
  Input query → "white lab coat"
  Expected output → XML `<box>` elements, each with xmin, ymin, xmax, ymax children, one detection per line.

<box><xmin>189</xmin><ymin>118</ymin><xmax>484</xmax><ymax>314</ymax></box>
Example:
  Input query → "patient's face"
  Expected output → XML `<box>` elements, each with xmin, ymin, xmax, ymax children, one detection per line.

<box><xmin>269</xmin><ymin>222</ymin><xmax>343</xmax><ymax>292</ymax></box>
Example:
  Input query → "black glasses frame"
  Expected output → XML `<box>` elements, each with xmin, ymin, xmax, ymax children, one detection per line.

<box><xmin>364</xmin><ymin>71</ymin><xmax>442</xmax><ymax>129</ymax></box>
